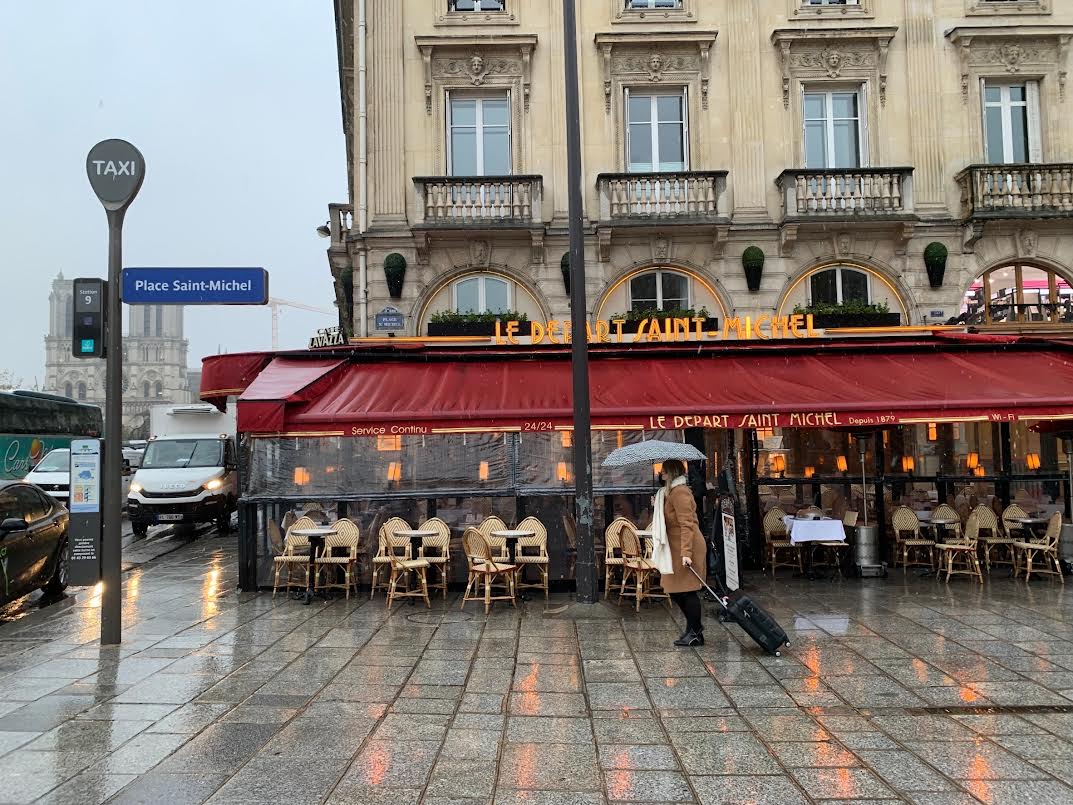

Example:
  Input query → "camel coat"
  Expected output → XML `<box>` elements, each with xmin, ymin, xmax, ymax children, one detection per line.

<box><xmin>660</xmin><ymin>484</ymin><xmax>707</xmax><ymax>594</ymax></box>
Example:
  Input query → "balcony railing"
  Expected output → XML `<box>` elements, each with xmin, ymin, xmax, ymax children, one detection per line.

<box><xmin>777</xmin><ymin>168</ymin><xmax>915</xmax><ymax>218</ymax></box>
<box><xmin>956</xmin><ymin>164</ymin><xmax>1073</xmax><ymax>219</ymax></box>
<box><xmin>327</xmin><ymin>203</ymin><xmax>352</xmax><ymax>248</ymax></box>
<box><xmin>597</xmin><ymin>171</ymin><xmax>728</xmax><ymax>222</ymax></box>
<box><xmin>413</xmin><ymin>175</ymin><xmax>543</xmax><ymax>226</ymax></box>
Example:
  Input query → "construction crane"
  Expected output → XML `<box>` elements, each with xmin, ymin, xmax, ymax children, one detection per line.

<box><xmin>268</xmin><ymin>297</ymin><xmax>335</xmax><ymax>350</ymax></box>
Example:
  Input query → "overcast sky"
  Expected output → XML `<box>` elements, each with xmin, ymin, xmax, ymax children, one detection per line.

<box><xmin>0</xmin><ymin>1</ymin><xmax>346</xmax><ymax>386</ymax></box>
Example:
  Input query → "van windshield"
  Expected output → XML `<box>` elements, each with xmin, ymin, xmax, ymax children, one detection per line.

<box><xmin>142</xmin><ymin>439</ymin><xmax>224</xmax><ymax>469</ymax></box>
<box><xmin>33</xmin><ymin>450</ymin><xmax>70</xmax><ymax>473</ymax></box>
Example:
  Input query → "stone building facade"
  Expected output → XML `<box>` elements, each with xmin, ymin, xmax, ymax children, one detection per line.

<box><xmin>44</xmin><ymin>274</ymin><xmax>194</xmax><ymax>438</ymax></box>
<box><xmin>326</xmin><ymin>0</ymin><xmax>1073</xmax><ymax>340</ymax></box>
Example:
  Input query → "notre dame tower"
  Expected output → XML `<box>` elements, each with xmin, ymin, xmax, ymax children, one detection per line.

<box><xmin>43</xmin><ymin>273</ymin><xmax>193</xmax><ymax>438</ymax></box>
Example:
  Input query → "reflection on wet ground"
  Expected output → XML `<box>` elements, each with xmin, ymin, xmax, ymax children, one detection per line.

<box><xmin>3</xmin><ymin>537</ymin><xmax>1073</xmax><ymax>804</ymax></box>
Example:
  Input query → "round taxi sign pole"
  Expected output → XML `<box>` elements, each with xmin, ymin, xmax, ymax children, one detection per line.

<box><xmin>86</xmin><ymin>140</ymin><xmax>145</xmax><ymax>645</ymax></box>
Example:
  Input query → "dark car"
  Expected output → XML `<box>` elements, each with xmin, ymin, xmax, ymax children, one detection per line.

<box><xmin>0</xmin><ymin>481</ymin><xmax>69</xmax><ymax>605</ymax></box>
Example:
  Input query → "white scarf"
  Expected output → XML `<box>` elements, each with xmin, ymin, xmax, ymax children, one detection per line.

<box><xmin>651</xmin><ymin>475</ymin><xmax>687</xmax><ymax>575</ymax></box>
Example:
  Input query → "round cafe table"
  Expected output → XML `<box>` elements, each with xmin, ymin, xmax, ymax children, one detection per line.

<box><xmin>1016</xmin><ymin>517</ymin><xmax>1050</xmax><ymax>541</ymax></box>
<box><xmin>492</xmin><ymin>529</ymin><xmax>535</xmax><ymax>601</ymax></box>
<box><xmin>928</xmin><ymin>518</ymin><xmax>961</xmax><ymax>543</ymax></box>
<box><xmin>290</xmin><ymin>526</ymin><xmax>337</xmax><ymax>605</ymax></box>
<box><xmin>394</xmin><ymin>530</ymin><xmax>437</xmax><ymax>604</ymax></box>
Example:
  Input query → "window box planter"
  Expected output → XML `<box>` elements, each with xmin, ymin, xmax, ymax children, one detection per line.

<box><xmin>810</xmin><ymin>312</ymin><xmax>901</xmax><ymax>329</ymax></box>
<box><xmin>427</xmin><ymin>320</ymin><xmax>501</xmax><ymax>337</ymax></box>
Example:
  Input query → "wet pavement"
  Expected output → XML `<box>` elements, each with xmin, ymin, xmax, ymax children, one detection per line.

<box><xmin>3</xmin><ymin>540</ymin><xmax>1073</xmax><ymax>804</ymax></box>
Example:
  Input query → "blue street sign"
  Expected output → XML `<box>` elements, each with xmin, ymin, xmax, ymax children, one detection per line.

<box><xmin>375</xmin><ymin>306</ymin><xmax>406</xmax><ymax>331</ymax></box>
<box><xmin>122</xmin><ymin>267</ymin><xmax>269</xmax><ymax>305</ymax></box>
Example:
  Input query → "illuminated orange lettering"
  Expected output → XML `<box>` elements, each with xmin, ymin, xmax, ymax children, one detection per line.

<box><xmin>612</xmin><ymin>319</ymin><xmax>626</xmax><ymax>343</ymax></box>
<box><xmin>806</xmin><ymin>313</ymin><xmax>819</xmax><ymax>337</ymax></box>
<box><xmin>674</xmin><ymin>317</ymin><xmax>691</xmax><ymax>342</ymax></box>
<box><xmin>646</xmin><ymin>318</ymin><xmax>663</xmax><ymax>342</ymax></box>
<box><xmin>547</xmin><ymin>320</ymin><xmax>561</xmax><ymax>344</ymax></box>
<box><xmin>754</xmin><ymin>315</ymin><xmax>771</xmax><ymax>340</ymax></box>
<box><xmin>790</xmin><ymin>314</ymin><xmax>805</xmax><ymax>338</ymax></box>
<box><xmin>723</xmin><ymin>317</ymin><xmax>746</xmax><ymax>339</ymax></box>
<box><xmin>530</xmin><ymin>321</ymin><xmax>546</xmax><ymax>345</ymax></box>
<box><xmin>505</xmin><ymin>320</ymin><xmax>520</xmax><ymax>345</ymax></box>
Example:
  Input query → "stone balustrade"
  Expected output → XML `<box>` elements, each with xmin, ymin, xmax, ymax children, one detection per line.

<box><xmin>597</xmin><ymin>171</ymin><xmax>728</xmax><ymax>221</ymax></box>
<box><xmin>777</xmin><ymin>168</ymin><xmax>915</xmax><ymax>218</ymax></box>
<box><xmin>413</xmin><ymin>175</ymin><xmax>543</xmax><ymax>226</ymax></box>
<box><xmin>956</xmin><ymin>164</ymin><xmax>1073</xmax><ymax>219</ymax></box>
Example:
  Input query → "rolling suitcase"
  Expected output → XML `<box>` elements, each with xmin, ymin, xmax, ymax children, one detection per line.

<box><xmin>687</xmin><ymin>566</ymin><xmax>790</xmax><ymax>657</ymax></box>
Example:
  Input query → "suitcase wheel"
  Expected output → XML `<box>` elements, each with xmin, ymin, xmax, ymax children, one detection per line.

<box><xmin>784</xmin><ymin>641</ymin><xmax>791</xmax><ymax>648</ymax></box>
<box><xmin>774</xmin><ymin>650</ymin><xmax>781</xmax><ymax>657</ymax></box>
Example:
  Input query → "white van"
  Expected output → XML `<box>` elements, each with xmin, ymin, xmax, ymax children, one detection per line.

<box><xmin>126</xmin><ymin>405</ymin><xmax>237</xmax><ymax>537</ymax></box>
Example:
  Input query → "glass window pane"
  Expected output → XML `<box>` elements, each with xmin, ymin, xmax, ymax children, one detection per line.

<box><xmin>1010</xmin><ymin>104</ymin><xmax>1029</xmax><ymax>163</ymax></box>
<box><xmin>985</xmin><ymin>85</ymin><xmax>1002</xmax><ymax>104</ymax></box>
<box><xmin>803</xmin><ymin>93</ymin><xmax>826</xmax><ymax>121</ymax></box>
<box><xmin>628</xmin><ymin>123</ymin><xmax>653</xmax><ymax>171</ymax></box>
<box><xmin>810</xmin><ymin>270</ymin><xmax>838</xmax><ymax>305</ymax></box>
<box><xmin>985</xmin><ymin>106</ymin><xmax>1006</xmax><ymax>164</ymax></box>
<box><xmin>1010</xmin><ymin>85</ymin><xmax>1026</xmax><ymax>103</ymax></box>
<box><xmin>661</xmin><ymin>273</ymin><xmax>689</xmax><ymax>310</ymax></box>
<box><xmin>657</xmin><ymin>123</ymin><xmax>684</xmax><ymax>170</ymax></box>
<box><xmin>484</xmin><ymin>278</ymin><xmax>509</xmax><ymax>313</ymax></box>
<box><xmin>630</xmin><ymin>273</ymin><xmax>658</xmax><ymax>311</ymax></box>
<box><xmin>450</xmin><ymin>98</ymin><xmax>476</xmax><ymax>127</ymax></box>
<box><xmin>832</xmin><ymin>121</ymin><xmax>860</xmax><ymax>168</ymax></box>
<box><xmin>450</xmin><ymin>130</ymin><xmax>477</xmax><ymax>175</ymax></box>
<box><xmin>804</xmin><ymin>121</ymin><xmax>827</xmax><ymax>168</ymax></box>
<box><xmin>627</xmin><ymin>94</ymin><xmax>651</xmax><ymax>124</ymax></box>
<box><xmin>840</xmin><ymin>269</ymin><xmax>869</xmax><ymax>303</ymax></box>
<box><xmin>483</xmin><ymin>129</ymin><xmax>511</xmax><ymax>175</ymax></box>
<box><xmin>655</xmin><ymin>95</ymin><xmax>683</xmax><ymax>123</ymax></box>
<box><xmin>456</xmin><ymin>278</ymin><xmax>479</xmax><ymax>313</ymax></box>
<box><xmin>483</xmin><ymin>98</ymin><xmax>510</xmax><ymax>127</ymax></box>
<box><xmin>831</xmin><ymin>93</ymin><xmax>858</xmax><ymax>119</ymax></box>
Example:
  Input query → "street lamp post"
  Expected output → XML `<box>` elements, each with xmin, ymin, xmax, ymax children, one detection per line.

<box><xmin>563</xmin><ymin>0</ymin><xmax>597</xmax><ymax>602</ymax></box>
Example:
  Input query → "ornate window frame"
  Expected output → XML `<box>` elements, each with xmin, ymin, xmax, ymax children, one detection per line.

<box><xmin>789</xmin><ymin>0</ymin><xmax>875</xmax><ymax>22</ymax></box>
<box><xmin>415</xmin><ymin>35</ymin><xmax>537</xmax><ymax>173</ymax></box>
<box><xmin>611</xmin><ymin>0</ymin><xmax>697</xmax><ymax>25</ymax></box>
<box><xmin>946</xmin><ymin>26</ymin><xmax>1072</xmax><ymax>104</ymax></box>
<box><xmin>966</xmin><ymin>0</ymin><xmax>1051</xmax><ymax>17</ymax></box>
<box><xmin>594</xmin><ymin>32</ymin><xmax>716</xmax><ymax>171</ymax></box>
<box><xmin>436</xmin><ymin>2</ymin><xmax>519</xmax><ymax>28</ymax></box>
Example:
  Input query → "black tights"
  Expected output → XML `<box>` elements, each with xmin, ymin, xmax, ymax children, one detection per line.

<box><xmin>670</xmin><ymin>591</ymin><xmax>703</xmax><ymax>634</ymax></box>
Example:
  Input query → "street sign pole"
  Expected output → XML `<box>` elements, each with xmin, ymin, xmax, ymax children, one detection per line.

<box><xmin>563</xmin><ymin>0</ymin><xmax>597</xmax><ymax>603</ymax></box>
<box><xmin>87</xmin><ymin>140</ymin><xmax>145</xmax><ymax>645</ymax></box>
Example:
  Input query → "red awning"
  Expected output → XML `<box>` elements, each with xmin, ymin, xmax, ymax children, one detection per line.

<box><xmin>237</xmin><ymin>358</ymin><xmax>345</xmax><ymax>432</ymax></box>
<box><xmin>219</xmin><ymin>337</ymin><xmax>1073</xmax><ymax>435</ymax></box>
<box><xmin>201</xmin><ymin>353</ymin><xmax>273</xmax><ymax>409</ymax></box>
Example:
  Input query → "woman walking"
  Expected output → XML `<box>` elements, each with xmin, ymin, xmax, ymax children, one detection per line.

<box><xmin>654</xmin><ymin>460</ymin><xmax>707</xmax><ymax>647</ymax></box>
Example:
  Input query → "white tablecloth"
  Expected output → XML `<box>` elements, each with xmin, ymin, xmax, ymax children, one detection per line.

<box><xmin>783</xmin><ymin>516</ymin><xmax>847</xmax><ymax>545</ymax></box>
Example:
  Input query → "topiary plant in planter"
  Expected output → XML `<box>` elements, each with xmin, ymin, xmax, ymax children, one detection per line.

<box><xmin>339</xmin><ymin>267</ymin><xmax>354</xmax><ymax>337</ymax></box>
<box><xmin>924</xmin><ymin>242</ymin><xmax>948</xmax><ymax>289</ymax></box>
<box><xmin>742</xmin><ymin>246</ymin><xmax>765</xmax><ymax>292</ymax></box>
<box><xmin>427</xmin><ymin>310</ymin><xmax>529</xmax><ymax>337</ymax></box>
<box><xmin>560</xmin><ymin>252</ymin><xmax>571</xmax><ymax>295</ymax></box>
<box><xmin>384</xmin><ymin>253</ymin><xmax>406</xmax><ymax>299</ymax></box>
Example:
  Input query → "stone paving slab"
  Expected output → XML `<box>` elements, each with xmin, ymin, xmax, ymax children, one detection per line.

<box><xmin>5</xmin><ymin>536</ymin><xmax>1073</xmax><ymax>803</ymax></box>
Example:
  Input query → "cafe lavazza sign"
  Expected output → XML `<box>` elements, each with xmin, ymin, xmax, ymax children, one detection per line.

<box><xmin>494</xmin><ymin>314</ymin><xmax>822</xmax><ymax>345</ymax></box>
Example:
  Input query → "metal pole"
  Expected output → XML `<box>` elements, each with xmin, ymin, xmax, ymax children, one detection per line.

<box><xmin>101</xmin><ymin>209</ymin><xmax>124</xmax><ymax>645</ymax></box>
<box><xmin>563</xmin><ymin>0</ymin><xmax>596</xmax><ymax>603</ymax></box>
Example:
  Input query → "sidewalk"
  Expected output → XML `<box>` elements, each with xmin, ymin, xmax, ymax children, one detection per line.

<box><xmin>2</xmin><ymin>538</ymin><xmax>1073</xmax><ymax>804</ymax></box>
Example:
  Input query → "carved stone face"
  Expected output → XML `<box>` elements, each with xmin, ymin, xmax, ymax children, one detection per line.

<box><xmin>826</xmin><ymin>51</ymin><xmax>842</xmax><ymax>69</ymax></box>
<box><xmin>649</xmin><ymin>54</ymin><xmax>664</xmax><ymax>73</ymax></box>
<box><xmin>1000</xmin><ymin>44</ymin><xmax>1025</xmax><ymax>70</ymax></box>
<box><xmin>469</xmin><ymin>55</ymin><xmax>485</xmax><ymax>76</ymax></box>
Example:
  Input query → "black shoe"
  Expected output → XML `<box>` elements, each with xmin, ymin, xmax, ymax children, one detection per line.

<box><xmin>674</xmin><ymin>630</ymin><xmax>704</xmax><ymax>647</ymax></box>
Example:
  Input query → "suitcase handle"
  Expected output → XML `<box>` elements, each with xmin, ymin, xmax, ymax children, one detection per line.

<box><xmin>686</xmin><ymin>564</ymin><xmax>730</xmax><ymax>609</ymax></box>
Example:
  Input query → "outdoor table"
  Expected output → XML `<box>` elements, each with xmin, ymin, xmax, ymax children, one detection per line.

<box><xmin>1016</xmin><ymin>517</ymin><xmax>1050</xmax><ymax>541</ymax></box>
<box><xmin>492</xmin><ymin>529</ymin><xmax>535</xmax><ymax>602</ymax></box>
<box><xmin>782</xmin><ymin>516</ymin><xmax>846</xmax><ymax>544</ymax></box>
<box><xmin>290</xmin><ymin>526</ymin><xmax>337</xmax><ymax>605</ymax></box>
<box><xmin>632</xmin><ymin>529</ymin><xmax>654</xmax><ymax>556</ymax></box>
<box><xmin>928</xmin><ymin>518</ymin><xmax>961</xmax><ymax>543</ymax></box>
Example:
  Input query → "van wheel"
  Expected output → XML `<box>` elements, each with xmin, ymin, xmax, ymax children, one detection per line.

<box><xmin>215</xmin><ymin>513</ymin><xmax>231</xmax><ymax>534</ymax></box>
<box><xmin>42</xmin><ymin>541</ymin><xmax>69</xmax><ymax>596</ymax></box>
<box><xmin>132</xmin><ymin>520</ymin><xmax>149</xmax><ymax>538</ymax></box>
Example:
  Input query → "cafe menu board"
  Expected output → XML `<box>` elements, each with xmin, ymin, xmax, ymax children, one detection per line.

<box><xmin>69</xmin><ymin>440</ymin><xmax>101</xmax><ymax>514</ymax></box>
<box><xmin>721</xmin><ymin>497</ymin><xmax>739</xmax><ymax>592</ymax></box>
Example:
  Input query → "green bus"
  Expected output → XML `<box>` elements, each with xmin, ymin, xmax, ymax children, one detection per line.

<box><xmin>0</xmin><ymin>391</ymin><xmax>104</xmax><ymax>481</ymax></box>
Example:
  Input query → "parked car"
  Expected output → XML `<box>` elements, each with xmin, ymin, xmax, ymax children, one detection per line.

<box><xmin>24</xmin><ymin>448</ymin><xmax>132</xmax><ymax>507</ymax></box>
<box><xmin>0</xmin><ymin>481</ymin><xmax>69</xmax><ymax>604</ymax></box>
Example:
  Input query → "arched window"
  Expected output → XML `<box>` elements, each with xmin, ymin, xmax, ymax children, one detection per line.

<box><xmin>143</xmin><ymin>381</ymin><xmax>151</xmax><ymax>399</ymax></box>
<box><xmin>629</xmin><ymin>269</ymin><xmax>690</xmax><ymax>313</ymax></box>
<box><xmin>77</xmin><ymin>382</ymin><xmax>87</xmax><ymax>401</ymax></box>
<box><xmin>154</xmin><ymin>381</ymin><xmax>163</xmax><ymax>399</ymax></box>
<box><xmin>963</xmin><ymin>265</ymin><xmax>1073</xmax><ymax>325</ymax></box>
<box><xmin>808</xmin><ymin>266</ymin><xmax>870</xmax><ymax>306</ymax></box>
<box><xmin>64</xmin><ymin>382</ymin><xmax>73</xmax><ymax>399</ymax></box>
<box><xmin>453</xmin><ymin>275</ymin><xmax>511</xmax><ymax>314</ymax></box>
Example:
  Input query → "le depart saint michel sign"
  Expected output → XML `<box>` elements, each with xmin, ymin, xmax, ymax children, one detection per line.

<box><xmin>493</xmin><ymin>313</ymin><xmax>822</xmax><ymax>345</ymax></box>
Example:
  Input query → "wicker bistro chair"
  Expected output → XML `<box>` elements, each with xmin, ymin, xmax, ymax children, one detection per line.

<box><xmin>763</xmin><ymin>507</ymin><xmax>802</xmax><ymax>576</ymax></box>
<box><xmin>1013</xmin><ymin>512</ymin><xmax>1064</xmax><ymax>583</ymax></box>
<box><xmin>479</xmin><ymin>516</ymin><xmax>510</xmax><ymax>561</ymax></box>
<box><xmin>314</xmin><ymin>518</ymin><xmax>361</xmax><ymax>599</ymax></box>
<box><xmin>932</xmin><ymin>503</ymin><xmax>963</xmax><ymax>541</ymax></box>
<box><xmin>891</xmin><ymin>506</ymin><xmax>936</xmax><ymax>572</ymax></box>
<box><xmin>603</xmin><ymin>517</ymin><xmax>634</xmax><ymax>599</ymax></box>
<box><xmin>971</xmin><ymin>504</ymin><xmax>1013</xmax><ymax>572</ymax></box>
<box><xmin>935</xmin><ymin>511</ymin><xmax>984</xmax><ymax>583</ymax></box>
<box><xmin>386</xmin><ymin>547</ymin><xmax>432</xmax><ymax>608</ymax></box>
<box><xmin>370</xmin><ymin>517</ymin><xmax>413</xmax><ymax>599</ymax></box>
<box><xmin>1001</xmin><ymin>503</ymin><xmax>1030</xmax><ymax>543</ymax></box>
<box><xmin>461</xmin><ymin>528</ymin><xmax>518</xmax><ymax>614</ymax></box>
<box><xmin>514</xmin><ymin>516</ymin><xmax>550</xmax><ymax>599</ymax></box>
<box><xmin>417</xmin><ymin>517</ymin><xmax>452</xmax><ymax>599</ymax></box>
<box><xmin>812</xmin><ymin>512</ymin><xmax>855</xmax><ymax>575</ymax></box>
<box><xmin>618</xmin><ymin>528</ymin><xmax>659</xmax><ymax>612</ymax></box>
<box><xmin>272</xmin><ymin>522</ymin><xmax>315</xmax><ymax>598</ymax></box>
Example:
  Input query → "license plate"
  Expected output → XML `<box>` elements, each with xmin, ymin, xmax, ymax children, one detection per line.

<box><xmin>157</xmin><ymin>514</ymin><xmax>184</xmax><ymax>522</ymax></box>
